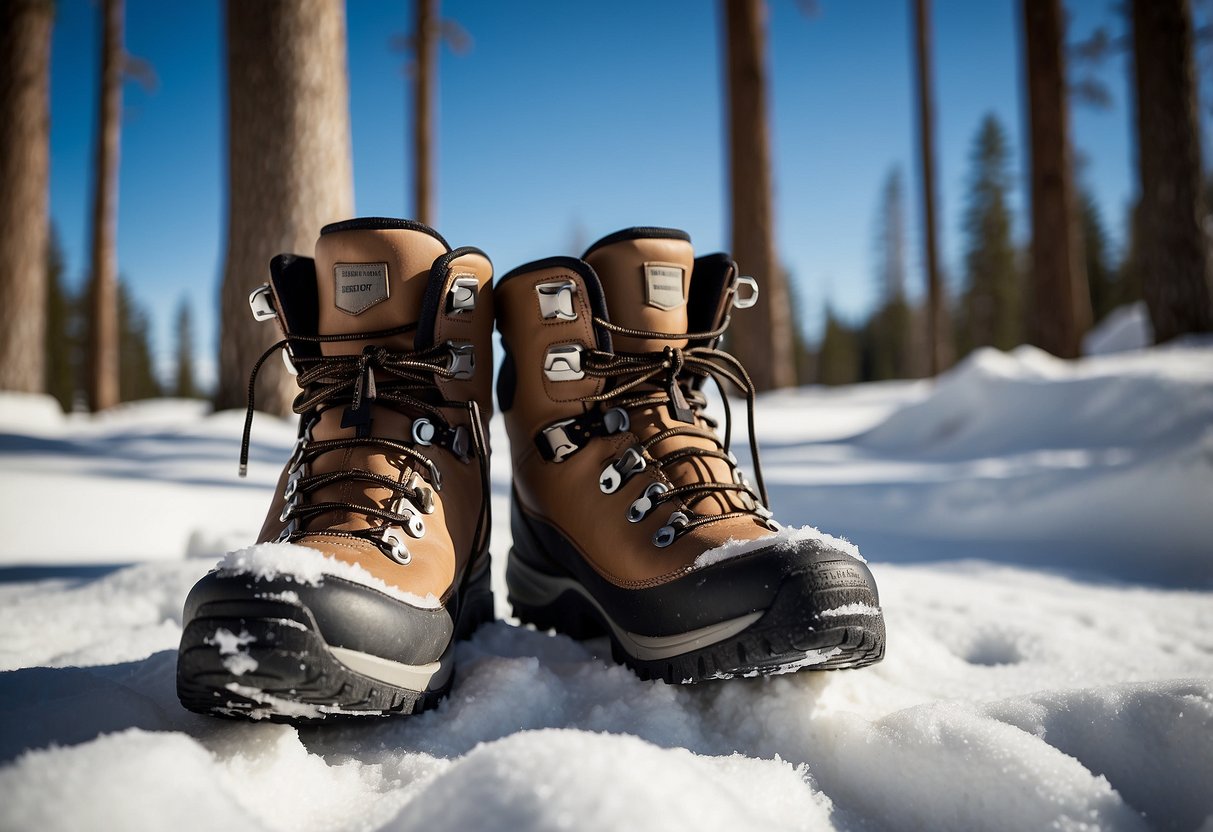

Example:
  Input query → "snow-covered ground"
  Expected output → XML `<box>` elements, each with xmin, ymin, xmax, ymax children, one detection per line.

<box><xmin>1</xmin><ymin>342</ymin><xmax>1211</xmax><ymax>831</ymax></box>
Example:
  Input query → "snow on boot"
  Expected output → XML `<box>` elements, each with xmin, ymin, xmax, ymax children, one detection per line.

<box><xmin>495</xmin><ymin>227</ymin><xmax>884</xmax><ymax>682</ymax></box>
<box><xmin>177</xmin><ymin>218</ymin><xmax>495</xmax><ymax>720</ymax></box>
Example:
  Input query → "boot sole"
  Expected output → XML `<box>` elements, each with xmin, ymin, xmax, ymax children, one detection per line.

<box><xmin>508</xmin><ymin>548</ymin><xmax>885</xmax><ymax>683</ymax></box>
<box><xmin>176</xmin><ymin>560</ymin><xmax>493</xmax><ymax>722</ymax></box>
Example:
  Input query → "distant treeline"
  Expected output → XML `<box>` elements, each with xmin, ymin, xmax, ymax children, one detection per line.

<box><xmin>784</xmin><ymin>111</ymin><xmax>1203</xmax><ymax>387</ymax></box>
<box><xmin>41</xmin><ymin>228</ymin><xmax>200</xmax><ymax>411</ymax></box>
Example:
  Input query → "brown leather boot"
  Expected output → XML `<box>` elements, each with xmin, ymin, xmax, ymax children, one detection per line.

<box><xmin>177</xmin><ymin>218</ymin><xmax>495</xmax><ymax>720</ymax></box>
<box><xmin>496</xmin><ymin>227</ymin><xmax>884</xmax><ymax>682</ymax></box>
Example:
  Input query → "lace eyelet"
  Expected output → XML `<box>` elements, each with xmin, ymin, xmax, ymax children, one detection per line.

<box><xmin>627</xmin><ymin>482</ymin><xmax>669</xmax><ymax>523</ymax></box>
<box><xmin>600</xmin><ymin>446</ymin><xmax>647</xmax><ymax>494</ymax></box>
<box><xmin>381</xmin><ymin>528</ymin><xmax>412</xmax><ymax>565</ymax></box>
<box><xmin>412</xmin><ymin>418</ymin><xmax>436</xmax><ymax>445</ymax></box>
<box><xmin>653</xmin><ymin>510</ymin><xmax>690</xmax><ymax>548</ymax></box>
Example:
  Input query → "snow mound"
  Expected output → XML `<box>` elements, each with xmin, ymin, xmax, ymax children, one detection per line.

<box><xmin>1084</xmin><ymin>302</ymin><xmax>1153</xmax><ymax>356</ymax></box>
<box><xmin>693</xmin><ymin>524</ymin><xmax>865</xmax><ymax>569</ymax></box>
<box><xmin>391</xmin><ymin>729</ymin><xmax>834</xmax><ymax>831</ymax></box>
<box><xmin>217</xmin><ymin>543</ymin><xmax>442</xmax><ymax>609</ymax></box>
<box><xmin>791</xmin><ymin>344</ymin><xmax>1213</xmax><ymax>585</ymax></box>
<box><xmin>859</xmin><ymin>343</ymin><xmax>1213</xmax><ymax>456</ymax></box>
<box><xmin>0</xmin><ymin>393</ymin><xmax>65</xmax><ymax>432</ymax></box>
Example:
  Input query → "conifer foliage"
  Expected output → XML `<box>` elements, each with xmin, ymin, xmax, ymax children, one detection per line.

<box><xmin>960</xmin><ymin>115</ymin><xmax>1020</xmax><ymax>356</ymax></box>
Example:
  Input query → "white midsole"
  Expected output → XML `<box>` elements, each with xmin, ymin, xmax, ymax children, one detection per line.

<box><xmin>329</xmin><ymin>644</ymin><xmax>453</xmax><ymax>692</ymax></box>
<box><xmin>509</xmin><ymin>556</ymin><xmax>763</xmax><ymax>661</ymax></box>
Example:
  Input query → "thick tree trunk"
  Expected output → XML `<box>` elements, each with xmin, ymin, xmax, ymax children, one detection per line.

<box><xmin>0</xmin><ymin>1</ymin><xmax>52</xmax><ymax>393</ymax></box>
<box><xmin>912</xmin><ymin>0</ymin><xmax>951</xmax><ymax>375</ymax></box>
<box><xmin>413</xmin><ymin>0</ymin><xmax>436</xmax><ymax>226</ymax></box>
<box><xmin>215</xmin><ymin>0</ymin><xmax>355</xmax><ymax>415</ymax></box>
<box><xmin>1023</xmin><ymin>0</ymin><xmax>1092</xmax><ymax>358</ymax></box>
<box><xmin>87</xmin><ymin>0</ymin><xmax>123</xmax><ymax>410</ymax></box>
<box><xmin>1131</xmin><ymin>0</ymin><xmax>1212</xmax><ymax>341</ymax></box>
<box><xmin>723</xmin><ymin>0</ymin><xmax>795</xmax><ymax>392</ymax></box>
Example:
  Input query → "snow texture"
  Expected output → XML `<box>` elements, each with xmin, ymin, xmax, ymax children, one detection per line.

<box><xmin>2</xmin><ymin>343</ymin><xmax>1212</xmax><ymax>831</ymax></box>
<box><xmin>693</xmin><ymin>523</ymin><xmax>865</xmax><ymax>569</ymax></box>
<box><xmin>217</xmin><ymin>543</ymin><xmax>443</xmax><ymax>609</ymax></box>
<box><xmin>1084</xmin><ymin>302</ymin><xmax>1154</xmax><ymax>356</ymax></box>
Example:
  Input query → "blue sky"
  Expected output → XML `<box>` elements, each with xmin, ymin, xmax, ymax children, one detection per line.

<box><xmin>47</xmin><ymin>0</ymin><xmax>1193</xmax><ymax>387</ymax></box>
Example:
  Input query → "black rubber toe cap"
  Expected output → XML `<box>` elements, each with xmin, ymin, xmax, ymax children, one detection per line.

<box><xmin>182</xmin><ymin>571</ymin><xmax>454</xmax><ymax>666</ymax></box>
<box><xmin>604</xmin><ymin>539</ymin><xmax>879</xmax><ymax>636</ymax></box>
<box><xmin>511</xmin><ymin>496</ymin><xmax>879</xmax><ymax>637</ymax></box>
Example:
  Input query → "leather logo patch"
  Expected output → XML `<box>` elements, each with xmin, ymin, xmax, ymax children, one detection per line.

<box><xmin>643</xmin><ymin>263</ymin><xmax>685</xmax><ymax>311</ymax></box>
<box><xmin>334</xmin><ymin>262</ymin><xmax>389</xmax><ymax>315</ymax></box>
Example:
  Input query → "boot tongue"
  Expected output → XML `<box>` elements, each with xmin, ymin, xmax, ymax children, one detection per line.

<box><xmin>304</xmin><ymin>221</ymin><xmax>449</xmax><ymax>534</ymax></box>
<box><xmin>582</xmin><ymin>228</ymin><xmax>695</xmax><ymax>353</ymax></box>
<box><xmin>584</xmin><ymin>229</ymin><xmax>743</xmax><ymax>516</ymax></box>
<box><xmin>313</xmin><ymin>222</ymin><xmax>449</xmax><ymax>356</ymax></box>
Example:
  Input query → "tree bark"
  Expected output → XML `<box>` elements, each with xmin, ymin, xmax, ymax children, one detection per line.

<box><xmin>1023</xmin><ymin>0</ymin><xmax>1092</xmax><ymax>358</ymax></box>
<box><xmin>1131</xmin><ymin>0</ymin><xmax>1212</xmax><ymax>341</ymax></box>
<box><xmin>0</xmin><ymin>0</ymin><xmax>52</xmax><ymax>393</ymax></box>
<box><xmin>723</xmin><ymin>0</ymin><xmax>794</xmax><ymax>391</ymax></box>
<box><xmin>413</xmin><ymin>0</ymin><xmax>436</xmax><ymax>225</ymax></box>
<box><xmin>86</xmin><ymin>0</ymin><xmax>123</xmax><ymax>410</ymax></box>
<box><xmin>216</xmin><ymin>0</ymin><xmax>355</xmax><ymax>415</ymax></box>
<box><xmin>912</xmin><ymin>0</ymin><xmax>951</xmax><ymax>375</ymax></box>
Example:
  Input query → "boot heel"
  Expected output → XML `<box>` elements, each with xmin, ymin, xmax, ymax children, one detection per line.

<box><xmin>454</xmin><ymin>555</ymin><xmax>495</xmax><ymax>640</ymax></box>
<box><xmin>506</xmin><ymin>548</ymin><xmax>609</xmax><ymax>640</ymax></box>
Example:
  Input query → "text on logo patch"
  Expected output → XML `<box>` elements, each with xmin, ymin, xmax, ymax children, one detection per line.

<box><xmin>643</xmin><ymin>263</ymin><xmax>686</xmax><ymax>311</ymax></box>
<box><xmin>334</xmin><ymin>262</ymin><xmax>390</xmax><ymax>315</ymax></box>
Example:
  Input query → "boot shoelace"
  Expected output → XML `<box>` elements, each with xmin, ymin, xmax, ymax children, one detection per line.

<box><xmin>238</xmin><ymin>323</ymin><xmax>490</xmax><ymax>565</ymax></box>
<box><xmin>578</xmin><ymin>317</ymin><xmax>775</xmax><ymax>548</ymax></box>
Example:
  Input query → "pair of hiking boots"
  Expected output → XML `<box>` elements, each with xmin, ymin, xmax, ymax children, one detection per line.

<box><xmin>176</xmin><ymin>218</ymin><xmax>885</xmax><ymax>721</ymax></box>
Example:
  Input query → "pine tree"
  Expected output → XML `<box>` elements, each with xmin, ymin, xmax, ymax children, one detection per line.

<box><xmin>117</xmin><ymin>281</ymin><xmax>160</xmax><ymax>402</ymax></box>
<box><xmin>1116</xmin><ymin>200</ymin><xmax>1146</xmax><ymax>310</ymax></box>
<box><xmin>1022</xmin><ymin>0</ymin><xmax>1092</xmax><ymax>358</ymax></box>
<box><xmin>44</xmin><ymin>228</ymin><xmax>74</xmax><ymax>411</ymax></box>
<box><xmin>1131</xmin><ymin>0</ymin><xmax>1212</xmax><ymax>340</ymax></box>
<box><xmin>817</xmin><ymin>305</ymin><xmax>860</xmax><ymax>386</ymax></box>
<box><xmin>961</xmin><ymin>115</ymin><xmax>1020</xmax><ymax>355</ymax></box>
<box><xmin>911</xmin><ymin>0</ymin><xmax>951</xmax><ymax>375</ymax></box>
<box><xmin>0</xmin><ymin>0</ymin><xmax>53</xmax><ymax>393</ymax></box>
<box><xmin>723</xmin><ymin>0</ymin><xmax>795</xmax><ymax>390</ymax></box>
<box><xmin>412</xmin><ymin>0</ymin><xmax>436</xmax><ymax>225</ymax></box>
<box><xmin>785</xmin><ymin>266</ymin><xmax>816</xmax><ymax>385</ymax></box>
<box><xmin>174</xmin><ymin>299</ymin><xmax>198</xmax><ymax>399</ymax></box>
<box><xmin>1081</xmin><ymin>190</ymin><xmax>1117</xmax><ymax>322</ymax></box>
<box><xmin>868</xmin><ymin>167</ymin><xmax>913</xmax><ymax>379</ymax></box>
<box><xmin>86</xmin><ymin>0</ymin><xmax>125</xmax><ymax>411</ymax></box>
<box><xmin>216</xmin><ymin>0</ymin><xmax>354</xmax><ymax>415</ymax></box>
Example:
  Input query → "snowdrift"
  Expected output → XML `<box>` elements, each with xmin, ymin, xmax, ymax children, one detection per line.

<box><xmin>760</xmin><ymin>344</ymin><xmax>1213</xmax><ymax>586</ymax></box>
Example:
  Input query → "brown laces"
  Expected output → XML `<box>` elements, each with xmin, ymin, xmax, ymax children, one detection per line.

<box><xmin>579</xmin><ymin>317</ymin><xmax>772</xmax><ymax>537</ymax></box>
<box><xmin>238</xmin><ymin>323</ymin><xmax>491</xmax><ymax>559</ymax></box>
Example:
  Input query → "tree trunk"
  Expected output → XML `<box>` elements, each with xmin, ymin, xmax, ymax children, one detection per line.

<box><xmin>215</xmin><ymin>0</ymin><xmax>355</xmax><ymax>415</ymax></box>
<box><xmin>1023</xmin><ymin>0</ymin><xmax>1091</xmax><ymax>358</ymax></box>
<box><xmin>86</xmin><ymin>0</ymin><xmax>123</xmax><ymax>410</ymax></box>
<box><xmin>1131</xmin><ymin>0</ymin><xmax>1212</xmax><ymax>341</ymax></box>
<box><xmin>912</xmin><ymin>0</ymin><xmax>951</xmax><ymax>375</ymax></box>
<box><xmin>0</xmin><ymin>0</ymin><xmax>52</xmax><ymax>394</ymax></box>
<box><xmin>413</xmin><ymin>0</ymin><xmax>436</xmax><ymax>225</ymax></box>
<box><xmin>723</xmin><ymin>0</ymin><xmax>794</xmax><ymax>391</ymax></box>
